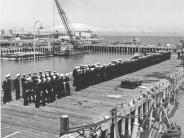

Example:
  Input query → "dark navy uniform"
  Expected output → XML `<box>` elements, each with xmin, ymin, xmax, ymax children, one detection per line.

<box><xmin>35</xmin><ymin>79</ymin><xmax>41</xmax><ymax>108</ymax></box>
<box><xmin>23</xmin><ymin>80</ymin><xmax>29</xmax><ymax>106</ymax></box>
<box><xmin>2</xmin><ymin>76</ymin><xmax>12</xmax><ymax>104</ymax></box>
<box><xmin>65</xmin><ymin>74</ymin><xmax>70</xmax><ymax>96</ymax></box>
<box><xmin>46</xmin><ymin>77</ymin><xmax>52</xmax><ymax>103</ymax></box>
<box><xmin>21</xmin><ymin>75</ymin><xmax>26</xmax><ymax>98</ymax></box>
<box><xmin>14</xmin><ymin>75</ymin><xmax>21</xmax><ymax>100</ymax></box>
<box><xmin>41</xmin><ymin>77</ymin><xmax>47</xmax><ymax>106</ymax></box>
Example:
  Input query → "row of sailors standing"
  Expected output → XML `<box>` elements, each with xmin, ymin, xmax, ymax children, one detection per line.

<box><xmin>2</xmin><ymin>71</ymin><xmax>71</xmax><ymax>108</ymax></box>
<box><xmin>72</xmin><ymin>51</ymin><xmax>171</xmax><ymax>90</ymax></box>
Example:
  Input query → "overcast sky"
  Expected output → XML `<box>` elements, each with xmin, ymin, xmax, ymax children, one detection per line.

<box><xmin>0</xmin><ymin>0</ymin><xmax>184</xmax><ymax>34</ymax></box>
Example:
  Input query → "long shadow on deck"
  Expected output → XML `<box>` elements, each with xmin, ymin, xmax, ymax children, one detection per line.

<box><xmin>144</xmin><ymin>71</ymin><xmax>174</xmax><ymax>83</ymax></box>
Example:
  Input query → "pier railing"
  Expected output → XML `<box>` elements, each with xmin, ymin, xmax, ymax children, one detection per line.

<box><xmin>60</xmin><ymin>68</ymin><xmax>184</xmax><ymax>138</ymax></box>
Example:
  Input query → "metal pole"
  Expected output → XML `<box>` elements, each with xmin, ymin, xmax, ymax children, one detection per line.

<box><xmin>33</xmin><ymin>20</ymin><xmax>41</xmax><ymax>72</ymax></box>
<box><xmin>33</xmin><ymin>25</ymin><xmax>36</xmax><ymax>72</ymax></box>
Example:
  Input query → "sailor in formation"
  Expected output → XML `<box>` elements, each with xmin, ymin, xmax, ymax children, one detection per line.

<box><xmin>73</xmin><ymin>51</ymin><xmax>171</xmax><ymax>90</ymax></box>
<box><xmin>2</xmin><ymin>51</ymin><xmax>171</xmax><ymax>106</ymax></box>
<box><xmin>21</xmin><ymin>71</ymin><xmax>71</xmax><ymax>108</ymax></box>
<box><xmin>2</xmin><ymin>71</ymin><xmax>71</xmax><ymax>108</ymax></box>
<box><xmin>14</xmin><ymin>73</ymin><xmax>21</xmax><ymax>100</ymax></box>
<box><xmin>2</xmin><ymin>74</ymin><xmax>12</xmax><ymax>104</ymax></box>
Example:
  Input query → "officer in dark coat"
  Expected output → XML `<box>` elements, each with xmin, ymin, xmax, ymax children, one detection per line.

<box><xmin>55</xmin><ymin>73</ymin><xmax>60</xmax><ymax>99</ymax></box>
<box><xmin>41</xmin><ymin>75</ymin><xmax>47</xmax><ymax>106</ymax></box>
<box><xmin>60</xmin><ymin>74</ymin><xmax>65</xmax><ymax>97</ymax></box>
<box><xmin>21</xmin><ymin>74</ymin><xmax>26</xmax><ymax>98</ymax></box>
<box><xmin>65</xmin><ymin>74</ymin><xmax>71</xmax><ymax>96</ymax></box>
<box><xmin>2</xmin><ymin>74</ymin><xmax>12</xmax><ymax>104</ymax></box>
<box><xmin>23</xmin><ymin>79</ymin><xmax>29</xmax><ymax>106</ymax></box>
<box><xmin>39</xmin><ymin>71</ymin><xmax>43</xmax><ymax>79</ymax></box>
<box><xmin>177</xmin><ymin>50</ymin><xmax>181</xmax><ymax>59</ymax></box>
<box><xmin>46</xmin><ymin>75</ymin><xmax>52</xmax><ymax>102</ymax></box>
<box><xmin>51</xmin><ymin>75</ymin><xmax>57</xmax><ymax>102</ymax></box>
<box><xmin>73</xmin><ymin>67</ymin><xmax>78</xmax><ymax>87</ymax></box>
<box><xmin>35</xmin><ymin>76</ymin><xmax>41</xmax><ymax>108</ymax></box>
<box><xmin>14</xmin><ymin>73</ymin><xmax>21</xmax><ymax>100</ymax></box>
<box><xmin>31</xmin><ymin>73</ymin><xmax>37</xmax><ymax>103</ymax></box>
<box><xmin>26</xmin><ymin>77</ymin><xmax>32</xmax><ymax>103</ymax></box>
<box><xmin>57</xmin><ymin>74</ymin><xmax>62</xmax><ymax>99</ymax></box>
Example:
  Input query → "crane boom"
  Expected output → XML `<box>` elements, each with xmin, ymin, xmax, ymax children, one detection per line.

<box><xmin>54</xmin><ymin>0</ymin><xmax>76</xmax><ymax>45</ymax></box>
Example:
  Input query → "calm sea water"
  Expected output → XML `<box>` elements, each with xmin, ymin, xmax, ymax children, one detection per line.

<box><xmin>102</xmin><ymin>35</ymin><xmax>183</xmax><ymax>45</ymax></box>
<box><xmin>1</xmin><ymin>35</ymin><xmax>183</xmax><ymax>83</ymax></box>
<box><xmin>0</xmin><ymin>52</ymin><xmax>132</xmax><ymax>82</ymax></box>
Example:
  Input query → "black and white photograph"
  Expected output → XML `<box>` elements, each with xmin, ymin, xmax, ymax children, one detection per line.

<box><xmin>1</xmin><ymin>0</ymin><xmax>184</xmax><ymax>137</ymax></box>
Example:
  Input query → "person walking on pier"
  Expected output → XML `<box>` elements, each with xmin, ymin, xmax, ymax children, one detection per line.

<box><xmin>2</xmin><ymin>74</ymin><xmax>12</xmax><ymax>104</ymax></box>
<box><xmin>14</xmin><ymin>74</ymin><xmax>21</xmax><ymax>100</ymax></box>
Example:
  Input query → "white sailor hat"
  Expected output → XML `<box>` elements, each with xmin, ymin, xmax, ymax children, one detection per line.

<box><xmin>16</xmin><ymin>73</ymin><xmax>20</xmax><ymax>77</ymax></box>
<box><xmin>53</xmin><ymin>76</ymin><xmax>56</xmax><ymax>79</ymax></box>
<box><xmin>26</xmin><ymin>77</ymin><xmax>31</xmax><ymax>81</ymax></box>
<box><xmin>42</xmin><ymin>74</ymin><xmax>45</xmax><ymax>77</ymax></box>
<box><xmin>37</xmin><ymin>79</ymin><xmax>41</xmax><ymax>83</ymax></box>
<box><xmin>43</xmin><ymin>78</ymin><xmax>46</xmax><ymax>81</ymax></box>
<box><xmin>66</xmin><ymin>73</ymin><xmax>69</xmax><ymax>76</ymax></box>
<box><xmin>54</xmin><ymin>71</ymin><xmax>57</xmax><ymax>73</ymax></box>
<box><xmin>47</xmin><ymin>77</ymin><xmax>51</xmax><ymax>81</ymax></box>
<box><xmin>51</xmin><ymin>73</ymin><xmax>54</xmax><ymax>76</ymax></box>
<box><xmin>56</xmin><ymin>73</ymin><xmax>59</xmax><ymax>76</ymax></box>
<box><xmin>5</xmin><ymin>74</ymin><xmax>9</xmax><ymax>78</ymax></box>
<box><xmin>60</xmin><ymin>74</ymin><xmax>64</xmax><ymax>77</ymax></box>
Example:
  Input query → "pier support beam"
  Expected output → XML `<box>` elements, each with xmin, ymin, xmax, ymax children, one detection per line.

<box><xmin>149</xmin><ymin>99</ymin><xmax>155</xmax><ymax>130</ymax></box>
<box><xmin>121</xmin><ymin>117</ymin><xmax>126</xmax><ymax>137</ymax></box>
<box><xmin>111</xmin><ymin>108</ymin><xmax>120</xmax><ymax>138</ymax></box>
<box><xmin>131</xmin><ymin>100</ymin><xmax>140</xmax><ymax>138</ymax></box>
<box><xmin>60</xmin><ymin>115</ymin><xmax>69</xmax><ymax>136</ymax></box>
<box><xmin>128</xmin><ymin>108</ymin><xmax>132</xmax><ymax>137</ymax></box>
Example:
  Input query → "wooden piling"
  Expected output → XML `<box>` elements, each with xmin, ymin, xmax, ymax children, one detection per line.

<box><xmin>60</xmin><ymin>115</ymin><xmax>69</xmax><ymax>136</ymax></box>
<box><xmin>131</xmin><ymin>100</ymin><xmax>140</xmax><ymax>138</ymax></box>
<box><xmin>111</xmin><ymin>108</ymin><xmax>120</xmax><ymax>138</ymax></box>
<box><xmin>121</xmin><ymin>117</ymin><xmax>126</xmax><ymax>136</ymax></box>
<box><xmin>128</xmin><ymin>107</ymin><xmax>132</xmax><ymax>136</ymax></box>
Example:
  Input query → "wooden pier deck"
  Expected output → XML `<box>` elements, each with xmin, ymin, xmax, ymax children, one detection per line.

<box><xmin>1</xmin><ymin>55</ymin><xmax>181</xmax><ymax>138</ymax></box>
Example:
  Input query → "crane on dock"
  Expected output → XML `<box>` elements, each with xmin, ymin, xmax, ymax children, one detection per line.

<box><xmin>54</xmin><ymin>0</ymin><xmax>82</xmax><ymax>49</ymax></box>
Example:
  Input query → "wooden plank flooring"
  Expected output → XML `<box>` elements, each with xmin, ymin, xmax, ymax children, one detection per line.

<box><xmin>1</xmin><ymin>55</ymin><xmax>181</xmax><ymax>138</ymax></box>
